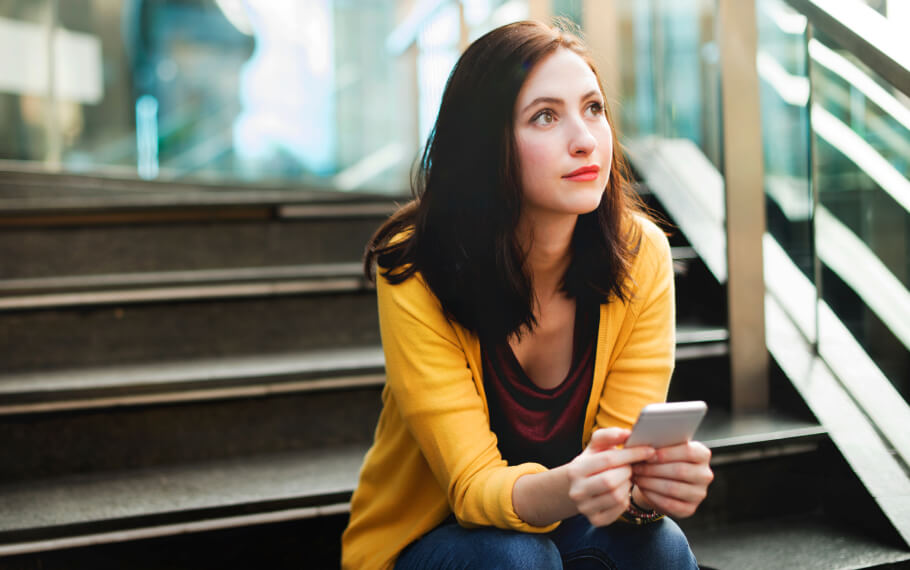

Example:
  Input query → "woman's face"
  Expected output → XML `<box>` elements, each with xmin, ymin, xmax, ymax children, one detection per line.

<box><xmin>513</xmin><ymin>48</ymin><xmax>613</xmax><ymax>221</ymax></box>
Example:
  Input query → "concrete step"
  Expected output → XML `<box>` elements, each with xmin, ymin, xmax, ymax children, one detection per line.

<box><xmin>0</xmin><ymin>383</ymin><xmax>382</xmax><ymax>481</ymax></box>
<box><xmin>0</xmin><ymin>288</ymin><xmax>381</xmax><ymax>373</ymax></box>
<box><xmin>686</xmin><ymin>514</ymin><xmax>910</xmax><ymax>569</ymax></box>
<box><xmin>0</xmin><ymin>408</ymin><xmax>824</xmax><ymax>558</ymax></box>
<box><xmin>0</xmin><ymin>202</ymin><xmax>395</xmax><ymax>281</ymax></box>
<box><xmin>0</xmin><ymin>263</ymin><xmax>368</xmax><ymax>310</ymax></box>
<box><xmin>4</xmin><ymin>511</ymin><xmax>906</xmax><ymax>570</ymax></box>
<box><xmin>0</xmin><ymin>446</ymin><xmax>365</xmax><ymax>556</ymax></box>
<box><xmin>1</xmin><ymin>404</ymin><xmax>903</xmax><ymax>568</ymax></box>
<box><xmin>0</xmin><ymin>324</ymin><xmax>729</xmax><ymax>481</ymax></box>
<box><xmin>0</xmin><ymin>324</ymin><xmax>727</xmax><ymax>415</ymax></box>
<box><xmin>0</xmin><ymin>347</ymin><xmax>385</xmax><ymax>415</ymax></box>
<box><xmin>0</xmin><ymin>514</ymin><xmax>352</xmax><ymax>569</ymax></box>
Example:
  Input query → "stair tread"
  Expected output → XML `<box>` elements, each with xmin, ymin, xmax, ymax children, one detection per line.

<box><xmin>684</xmin><ymin>513</ymin><xmax>910</xmax><ymax>569</ymax></box>
<box><xmin>0</xmin><ymin>446</ymin><xmax>366</xmax><ymax>542</ymax></box>
<box><xmin>0</xmin><ymin>410</ymin><xmax>824</xmax><ymax>544</ymax></box>
<box><xmin>0</xmin><ymin>243</ymin><xmax>702</xmax><ymax>309</ymax></box>
<box><xmin>0</xmin><ymin>324</ymin><xmax>728</xmax><ymax>410</ymax></box>
<box><xmin>0</xmin><ymin>263</ymin><xmax>366</xmax><ymax>295</ymax></box>
<box><xmin>0</xmin><ymin>347</ymin><xmax>387</xmax><ymax>413</ymax></box>
<box><xmin>0</xmin><ymin>264</ymin><xmax>372</xmax><ymax>311</ymax></box>
<box><xmin>675</xmin><ymin>325</ymin><xmax>728</xmax><ymax>344</ymax></box>
<box><xmin>696</xmin><ymin>410</ymin><xmax>826</xmax><ymax>451</ymax></box>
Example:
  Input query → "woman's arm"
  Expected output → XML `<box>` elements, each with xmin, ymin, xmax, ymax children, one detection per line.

<box><xmin>376</xmin><ymin>271</ymin><xmax>556</xmax><ymax>532</ymax></box>
<box><xmin>513</xmin><ymin>428</ymin><xmax>655</xmax><ymax>527</ymax></box>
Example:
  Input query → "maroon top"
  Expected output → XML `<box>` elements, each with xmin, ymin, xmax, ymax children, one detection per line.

<box><xmin>481</xmin><ymin>301</ymin><xmax>598</xmax><ymax>469</ymax></box>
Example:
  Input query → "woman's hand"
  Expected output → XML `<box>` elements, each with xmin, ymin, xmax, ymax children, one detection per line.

<box><xmin>567</xmin><ymin>428</ymin><xmax>656</xmax><ymax>527</ymax></box>
<box><xmin>631</xmin><ymin>441</ymin><xmax>713</xmax><ymax>518</ymax></box>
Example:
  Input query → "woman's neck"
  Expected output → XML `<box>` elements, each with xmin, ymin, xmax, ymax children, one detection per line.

<box><xmin>518</xmin><ymin>211</ymin><xmax>577</xmax><ymax>302</ymax></box>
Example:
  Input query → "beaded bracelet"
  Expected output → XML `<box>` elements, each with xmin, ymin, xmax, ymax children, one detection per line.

<box><xmin>619</xmin><ymin>486</ymin><xmax>665</xmax><ymax>525</ymax></box>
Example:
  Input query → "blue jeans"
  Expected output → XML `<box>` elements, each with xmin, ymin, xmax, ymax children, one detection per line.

<box><xmin>395</xmin><ymin>514</ymin><xmax>698</xmax><ymax>569</ymax></box>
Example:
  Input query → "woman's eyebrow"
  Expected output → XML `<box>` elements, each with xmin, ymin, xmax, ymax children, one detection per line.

<box><xmin>521</xmin><ymin>96</ymin><xmax>563</xmax><ymax>114</ymax></box>
<box><xmin>520</xmin><ymin>90</ymin><xmax>602</xmax><ymax>114</ymax></box>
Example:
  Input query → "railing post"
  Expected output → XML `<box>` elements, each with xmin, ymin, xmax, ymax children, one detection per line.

<box><xmin>44</xmin><ymin>0</ymin><xmax>62</xmax><ymax>170</ymax></box>
<box><xmin>718</xmin><ymin>0</ymin><xmax>769</xmax><ymax>412</ymax></box>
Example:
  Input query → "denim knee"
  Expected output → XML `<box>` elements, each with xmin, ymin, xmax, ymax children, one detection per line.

<box><xmin>482</xmin><ymin>532</ymin><xmax>562</xmax><ymax>569</ymax></box>
<box><xmin>551</xmin><ymin>514</ymin><xmax>698</xmax><ymax>570</ymax></box>
<box><xmin>395</xmin><ymin>524</ymin><xmax>563</xmax><ymax>570</ymax></box>
<box><xmin>646</xmin><ymin>518</ymin><xmax>698</xmax><ymax>569</ymax></box>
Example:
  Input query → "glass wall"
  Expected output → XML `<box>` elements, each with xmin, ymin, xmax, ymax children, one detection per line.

<box><xmin>810</xmin><ymin>24</ymin><xmax>910</xmax><ymax>399</ymax></box>
<box><xmin>616</xmin><ymin>0</ymin><xmax>723</xmax><ymax>172</ymax></box>
<box><xmin>755</xmin><ymin>0</ymin><xmax>815</xmax><ymax>332</ymax></box>
<box><xmin>0</xmin><ymin>0</ymin><xmax>587</xmax><ymax>193</ymax></box>
<box><xmin>608</xmin><ymin>0</ymin><xmax>727</xmax><ymax>293</ymax></box>
<box><xmin>757</xmin><ymin>0</ymin><xmax>910</xmax><ymax>401</ymax></box>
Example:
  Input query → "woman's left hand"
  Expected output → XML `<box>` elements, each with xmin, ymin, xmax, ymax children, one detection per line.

<box><xmin>630</xmin><ymin>441</ymin><xmax>713</xmax><ymax>518</ymax></box>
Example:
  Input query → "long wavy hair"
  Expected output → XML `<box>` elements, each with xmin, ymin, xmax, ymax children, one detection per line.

<box><xmin>364</xmin><ymin>20</ymin><xmax>648</xmax><ymax>344</ymax></box>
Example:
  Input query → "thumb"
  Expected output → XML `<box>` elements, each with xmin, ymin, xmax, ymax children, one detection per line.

<box><xmin>587</xmin><ymin>427</ymin><xmax>630</xmax><ymax>453</ymax></box>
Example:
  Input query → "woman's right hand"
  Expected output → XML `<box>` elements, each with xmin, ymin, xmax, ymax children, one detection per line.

<box><xmin>566</xmin><ymin>428</ymin><xmax>656</xmax><ymax>527</ymax></box>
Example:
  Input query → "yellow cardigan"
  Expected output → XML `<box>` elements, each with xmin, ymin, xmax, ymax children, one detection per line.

<box><xmin>342</xmin><ymin>216</ymin><xmax>675</xmax><ymax>570</ymax></box>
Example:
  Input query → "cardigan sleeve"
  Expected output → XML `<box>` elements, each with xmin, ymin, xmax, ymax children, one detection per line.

<box><xmin>376</xmin><ymin>270</ymin><xmax>560</xmax><ymax>533</ymax></box>
<box><xmin>594</xmin><ymin>218</ymin><xmax>676</xmax><ymax>431</ymax></box>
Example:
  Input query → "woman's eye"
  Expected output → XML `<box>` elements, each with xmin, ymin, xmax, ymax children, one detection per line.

<box><xmin>532</xmin><ymin>110</ymin><xmax>556</xmax><ymax>125</ymax></box>
<box><xmin>586</xmin><ymin>102</ymin><xmax>604</xmax><ymax>116</ymax></box>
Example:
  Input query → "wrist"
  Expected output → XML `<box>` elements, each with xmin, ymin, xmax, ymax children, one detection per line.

<box><xmin>630</xmin><ymin>483</ymin><xmax>654</xmax><ymax>511</ymax></box>
<box><xmin>620</xmin><ymin>484</ymin><xmax>664</xmax><ymax>525</ymax></box>
<box><xmin>513</xmin><ymin>466</ymin><xmax>578</xmax><ymax>527</ymax></box>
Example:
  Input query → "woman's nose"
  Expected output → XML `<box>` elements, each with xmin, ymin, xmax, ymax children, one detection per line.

<box><xmin>569</xmin><ymin>121</ymin><xmax>596</xmax><ymax>156</ymax></box>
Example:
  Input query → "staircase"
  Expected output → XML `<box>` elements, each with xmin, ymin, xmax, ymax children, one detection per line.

<box><xmin>0</xmin><ymin>170</ymin><xmax>907</xmax><ymax>569</ymax></box>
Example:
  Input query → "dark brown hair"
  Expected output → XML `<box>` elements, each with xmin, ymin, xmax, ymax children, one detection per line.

<box><xmin>364</xmin><ymin>20</ymin><xmax>647</xmax><ymax>344</ymax></box>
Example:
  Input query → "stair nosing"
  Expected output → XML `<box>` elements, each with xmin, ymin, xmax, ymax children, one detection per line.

<box><xmin>0</xmin><ymin>348</ymin><xmax>387</xmax><ymax>415</ymax></box>
<box><xmin>703</xmin><ymin>425</ymin><xmax>829</xmax><ymax>452</ymax></box>
<box><xmin>0</xmin><ymin>264</ymin><xmax>372</xmax><ymax>311</ymax></box>
<box><xmin>0</xmin><ymin>447</ymin><xmax>366</xmax><ymax>549</ymax></box>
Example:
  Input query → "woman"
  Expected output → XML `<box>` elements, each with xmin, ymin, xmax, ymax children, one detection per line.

<box><xmin>342</xmin><ymin>20</ymin><xmax>713</xmax><ymax>569</ymax></box>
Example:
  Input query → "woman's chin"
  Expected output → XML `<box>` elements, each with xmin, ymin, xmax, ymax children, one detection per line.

<box><xmin>568</xmin><ymin>190</ymin><xmax>607</xmax><ymax>215</ymax></box>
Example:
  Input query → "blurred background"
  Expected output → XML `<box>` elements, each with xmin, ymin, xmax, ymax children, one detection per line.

<box><xmin>3</xmin><ymin>0</ymin><xmax>904</xmax><ymax>401</ymax></box>
<box><xmin>0</xmin><ymin>0</ymin><xmax>908</xmax><ymax>567</ymax></box>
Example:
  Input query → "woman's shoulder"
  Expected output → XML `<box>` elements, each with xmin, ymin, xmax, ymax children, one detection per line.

<box><xmin>627</xmin><ymin>213</ymin><xmax>672</xmax><ymax>276</ymax></box>
<box><xmin>374</xmin><ymin>240</ymin><xmax>440</xmax><ymax>313</ymax></box>
<box><xmin>630</xmin><ymin>212</ymin><xmax>670</xmax><ymax>253</ymax></box>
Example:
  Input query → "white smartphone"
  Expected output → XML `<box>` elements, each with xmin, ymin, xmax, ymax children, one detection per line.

<box><xmin>625</xmin><ymin>400</ymin><xmax>708</xmax><ymax>448</ymax></box>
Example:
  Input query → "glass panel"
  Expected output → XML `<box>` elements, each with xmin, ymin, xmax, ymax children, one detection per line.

<box><xmin>0</xmin><ymin>0</ymin><xmax>539</xmax><ymax>193</ymax></box>
<box><xmin>613</xmin><ymin>0</ymin><xmax>726</xmax><ymax>288</ymax></box>
<box><xmin>755</xmin><ymin>0</ymin><xmax>816</xmax><ymax>337</ymax></box>
<box><xmin>612</xmin><ymin>0</ymin><xmax>727</xmax><ymax>331</ymax></box>
<box><xmin>811</xmin><ymin>27</ymin><xmax>910</xmax><ymax>399</ymax></box>
<box><xmin>617</xmin><ymin>0</ymin><xmax>723</xmax><ymax>172</ymax></box>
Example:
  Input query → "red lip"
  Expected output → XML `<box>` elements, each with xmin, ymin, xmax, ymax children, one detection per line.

<box><xmin>563</xmin><ymin>165</ymin><xmax>601</xmax><ymax>179</ymax></box>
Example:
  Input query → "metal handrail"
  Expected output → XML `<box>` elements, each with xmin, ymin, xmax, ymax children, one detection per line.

<box><xmin>783</xmin><ymin>0</ymin><xmax>910</xmax><ymax>97</ymax></box>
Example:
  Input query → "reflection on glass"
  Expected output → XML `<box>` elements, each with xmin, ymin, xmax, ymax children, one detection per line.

<box><xmin>810</xmin><ymin>26</ymin><xmax>910</xmax><ymax>400</ymax></box>
<box><xmin>755</xmin><ymin>0</ymin><xmax>815</xmax><ymax>300</ymax></box>
<box><xmin>617</xmin><ymin>0</ymin><xmax>722</xmax><ymax>172</ymax></box>
<box><xmin>0</xmin><ymin>0</ymin><xmax>556</xmax><ymax>192</ymax></box>
<box><xmin>611</xmin><ymin>0</ymin><xmax>726</xmax><ymax>289</ymax></box>
<box><xmin>0</xmin><ymin>0</ymin><xmax>54</xmax><ymax>162</ymax></box>
<box><xmin>235</xmin><ymin>0</ymin><xmax>336</xmax><ymax>177</ymax></box>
